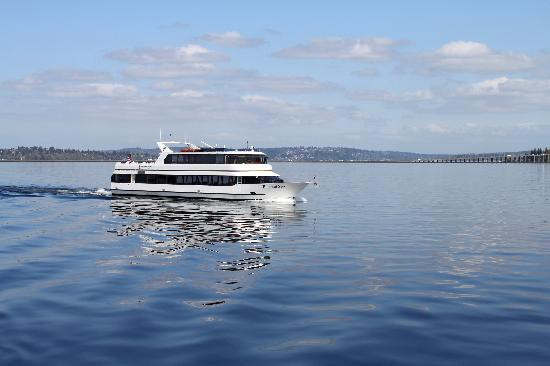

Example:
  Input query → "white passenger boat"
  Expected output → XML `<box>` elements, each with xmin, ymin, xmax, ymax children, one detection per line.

<box><xmin>110</xmin><ymin>141</ymin><xmax>309</xmax><ymax>201</ymax></box>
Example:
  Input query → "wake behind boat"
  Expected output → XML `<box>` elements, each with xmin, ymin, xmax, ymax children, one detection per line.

<box><xmin>110</xmin><ymin>141</ymin><xmax>309</xmax><ymax>201</ymax></box>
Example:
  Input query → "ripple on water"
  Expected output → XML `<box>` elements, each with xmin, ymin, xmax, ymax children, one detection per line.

<box><xmin>1</xmin><ymin>164</ymin><xmax>550</xmax><ymax>365</ymax></box>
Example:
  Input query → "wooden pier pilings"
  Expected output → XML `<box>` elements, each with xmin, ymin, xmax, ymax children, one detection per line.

<box><xmin>416</xmin><ymin>154</ymin><xmax>550</xmax><ymax>163</ymax></box>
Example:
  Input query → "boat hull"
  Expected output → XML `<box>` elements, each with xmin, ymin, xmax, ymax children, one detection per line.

<box><xmin>110</xmin><ymin>182</ymin><xmax>308</xmax><ymax>201</ymax></box>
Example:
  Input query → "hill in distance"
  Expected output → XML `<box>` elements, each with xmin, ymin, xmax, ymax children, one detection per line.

<box><xmin>0</xmin><ymin>145</ymin><xmax>530</xmax><ymax>162</ymax></box>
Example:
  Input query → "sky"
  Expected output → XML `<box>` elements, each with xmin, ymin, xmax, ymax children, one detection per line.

<box><xmin>1</xmin><ymin>0</ymin><xmax>549</xmax><ymax>152</ymax></box>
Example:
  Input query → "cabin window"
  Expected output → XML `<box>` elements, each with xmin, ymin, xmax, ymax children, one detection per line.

<box><xmin>135</xmin><ymin>174</ymin><xmax>147</xmax><ymax>183</ymax></box>
<box><xmin>111</xmin><ymin>174</ymin><xmax>131</xmax><ymax>183</ymax></box>
<box><xmin>221</xmin><ymin>176</ymin><xmax>235</xmax><ymax>186</ymax></box>
<box><xmin>130</xmin><ymin>174</ymin><xmax>238</xmax><ymax>186</ymax></box>
<box><xmin>242</xmin><ymin>176</ymin><xmax>259</xmax><ymax>184</ymax></box>
<box><xmin>241</xmin><ymin>176</ymin><xmax>283</xmax><ymax>184</ymax></box>
<box><xmin>164</xmin><ymin>155</ymin><xmax>172</xmax><ymax>164</ymax></box>
<box><xmin>120</xmin><ymin>174</ymin><xmax>131</xmax><ymax>183</ymax></box>
<box><xmin>188</xmin><ymin>154</ymin><xmax>216</xmax><ymax>164</ymax></box>
<box><xmin>263</xmin><ymin>176</ymin><xmax>283</xmax><ymax>183</ymax></box>
<box><xmin>226</xmin><ymin>155</ymin><xmax>266</xmax><ymax>164</ymax></box>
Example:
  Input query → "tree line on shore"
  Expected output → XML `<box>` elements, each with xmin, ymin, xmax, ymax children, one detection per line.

<box><xmin>1</xmin><ymin>146</ymin><xmax>436</xmax><ymax>161</ymax></box>
<box><xmin>529</xmin><ymin>148</ymin><xmax>550</xmax><ymax>155</ymax></box>
<box><xmin>0</xmin><ymin>146</ymin><xmax>155</xmax><ymax>161</ymax></box>
<box><xmin>0</xmin><ymin>145</ymin><xmax>544</xmax><ymax>162</ymax></box>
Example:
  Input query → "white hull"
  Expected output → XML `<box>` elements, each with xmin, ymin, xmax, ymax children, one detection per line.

<box><xmin>111</xmin><ymin>182</ymin><xmax>308</xmax><ymax>201</ymax></box>
<box><xmin>110</xmin><ymin>140</ymin><xmax>310</xmax><ymax>201</ymax></box>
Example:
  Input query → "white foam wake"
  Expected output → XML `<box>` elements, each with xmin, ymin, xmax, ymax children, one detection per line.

<box><xmin>75</xmin><ymin>188</ymin><xmax>112</xmax><ymax>197</ymax></box>
<box><xmin>93</xmin><ymin>188</ymin><xmax>112</xmax><ymax>197</ymax></box>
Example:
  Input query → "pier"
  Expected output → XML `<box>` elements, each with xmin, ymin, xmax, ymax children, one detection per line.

<box><xmin>416</xmin><ymin>154</ymin><xmax>550</xmax><ymax>163</ymax></box>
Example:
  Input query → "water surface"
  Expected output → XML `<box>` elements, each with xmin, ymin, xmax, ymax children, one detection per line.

<box><xmin>1</xmin><ymin>162</ymin><xmax>549</xmax><ymax>365</ymax></box>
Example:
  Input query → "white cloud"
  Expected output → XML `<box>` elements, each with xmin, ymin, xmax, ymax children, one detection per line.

<box><xmin>107</xmin><ymin>44</ymin><xmax>228</xmax><ymax>64</ymax></box>
<box><xmin>123</xmin><ymin>63</ymin><xmax>215</xmax><ymax>79</ymax></box>
<box><xmin>274</xmin><ymin>37</ymin><xmax>402</xmax><ymax>61</ymax></box>
<box><xmin>241</xmin><ymin>94</ymin><xmax>283</xmax><ymax>104</ymax></box>
<box><xmin>90</xmin><ymin>83</ymin><xmax>138</xmax><ymax>97</ymax></box>
<box><xmin>150</xmin><ymin>81</ymin><xmax>178</xmax><ymax>90</ymax></box>
<box><xmin>7</xmin><ymin>76</ymin><xmax>43</xmax><ymax>92</ymax></box>
<box><xmin>7</xmin><ymin>35</ymin><xmax>550</xmax><ymax>151</ymax></box>
<box><xmin>459</xmin><ymin>77</ymin><xmax>550</xmax><ymax>99</ymax></box>
<box><xmin>48</xmin><ymin>83</ymin><xmax>138</xmax><ymax>98</ymax></box>
<box><xmin>128</xmin><ymin>66</ymin><xmax>336</xmax><ymax>93</ymax></box>
<box><xmin>240</xmin><ymin>75</ymin><xmax>336</xmax><ymax>93</ymax></box>
<box><xmin>106</xmin><ymin>44</ymin><xmax>228</xmax><ymax>81</ymax></box>
<box><xmin>170</xmin><ymin>89</ymin><xmax>208</xmax><ymax>98</ymax></box>
<box><xmin>502</xmin><ymin>78</ymin><xmax>550</xmax><ymax>94</ymax></box>
<box><xmin>35</xmin><ymin>69</ymin><xmax>112</xmax><ymax>82</ymax></box>
<box><xmin>350</xmin><ymin>88</ymin><xmax>439</xmax><ymax>105</ymax></box>
<box><xmin>351</xmin><ymin>76</ymin><xmax>550</xmax><ymax>112</ymax></box>
<box><xmin>456</xmin><ymin>77</ymin><xmax>509</xmax><ymax>95</ymax></box>
<box><xmin>2</xmin><ymin>70</ymin><xmax>136</xmax><ymax>99</ymax></box>
<box><xmin>403</xmin><ymin>89</ymin><xmax>435</xmax><ymax>101</ymax></box>
<box><xmin>4</xmin><ymin>69</ymin><xmax>112</xmax><ymax>91</ymax></box>
<box><xmin>421</xmin><ymin>41</ymin><xmax>533</xmax><ymax>73</ymax></box>
<box><xmin>234</xmin><ymin>94</ymin><xmax>375</xmax><ymax>130</ymax></box>
<box><xmin>423</xmin><ymin>124</ymin><xmax>450</xmax><ymax>134</ymax></box>
<box><xmin>200</xmin><ymin>31</ymin><xmax>265</xmax><ymax>48</ymax></box>
<box><xmin>454</xmin><ymin>77</ymin><xmax>550</xmax><ymax>110</ymax></box>
<box><xmin>436</xmin><ymin>41</ymin><xmax>491</xmax><ymax>57</ymax></box>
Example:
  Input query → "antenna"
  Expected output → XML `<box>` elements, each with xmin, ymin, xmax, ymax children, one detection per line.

<box><xmin>159</xmin><ymin>128</ymin><xmax>162</xmax><ymax>141</ymax></box>
<box><xmin>201</xmin><ymin>140</ymin><xmax>214</xmax><ymax>148</ymax></box>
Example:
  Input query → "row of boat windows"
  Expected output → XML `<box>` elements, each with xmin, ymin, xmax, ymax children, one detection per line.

<box><xmin>111</xmin><ymin>174</ymin><xmax>284</xmax><ymax>185</ymax></box>
<box><xmin>164</xmin><ymin>154</ymin><xmax>267</xmax><ymax>165</ymax></box>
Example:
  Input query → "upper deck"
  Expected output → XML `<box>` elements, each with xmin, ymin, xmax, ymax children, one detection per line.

<box><xmin>163</xmin><ymin>151</ymin><xmax>267</xmax><ymax>165</ymax></box>
<box><xmin>114</xmin><ymin>141</ymin><xmax>273</xmax><ymax>173</ymax></box>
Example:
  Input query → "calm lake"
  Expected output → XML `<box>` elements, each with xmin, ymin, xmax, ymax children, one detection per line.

<box><xmin>1</xmin><ymin>162</ymin><xmax>549</xmax><ymax>365</ymax></box>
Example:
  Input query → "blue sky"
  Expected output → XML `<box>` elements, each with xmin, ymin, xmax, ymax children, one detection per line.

<box><xmin>1</xmin><ymin>1</ymin><xmax>549</xmax><ymax>152</ymax></box>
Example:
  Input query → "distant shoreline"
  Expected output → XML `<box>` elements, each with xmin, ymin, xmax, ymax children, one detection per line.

<box><xmin>0</xmin><ymin>159</ymin><xmax>415</xmax><ymax>163</ymax></box>
<box><xmin>3</xmin><ymin>146</ymin><xmax>535</xmax><ymax>163</ymax></box>
<box><xmin>0</xmin><ymin>160</ymin><xmax>121</xmax><ymax>162</ymax></box>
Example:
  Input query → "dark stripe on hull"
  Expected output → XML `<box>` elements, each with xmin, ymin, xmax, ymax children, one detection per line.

<box><xmin>114</xmin><ymin>169</ymin><xmax>271</xmax><ymax>173</ymax></box>
<box><xmin>111</xmin><ymin>189</ymin><xmax>267</xmax><ymax>200</ymax></box>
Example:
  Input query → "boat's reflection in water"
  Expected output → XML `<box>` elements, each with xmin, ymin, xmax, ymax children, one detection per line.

<box><xmin>110</xmin><ymin>197</ymin><xmax>306</xmax><ymax>272</ymax></box>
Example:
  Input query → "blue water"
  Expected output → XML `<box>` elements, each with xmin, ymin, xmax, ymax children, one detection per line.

<box><xmin>1</xmin><ymin>162</ymin><xmax>550</xmax><ymax>365</ymax></box>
